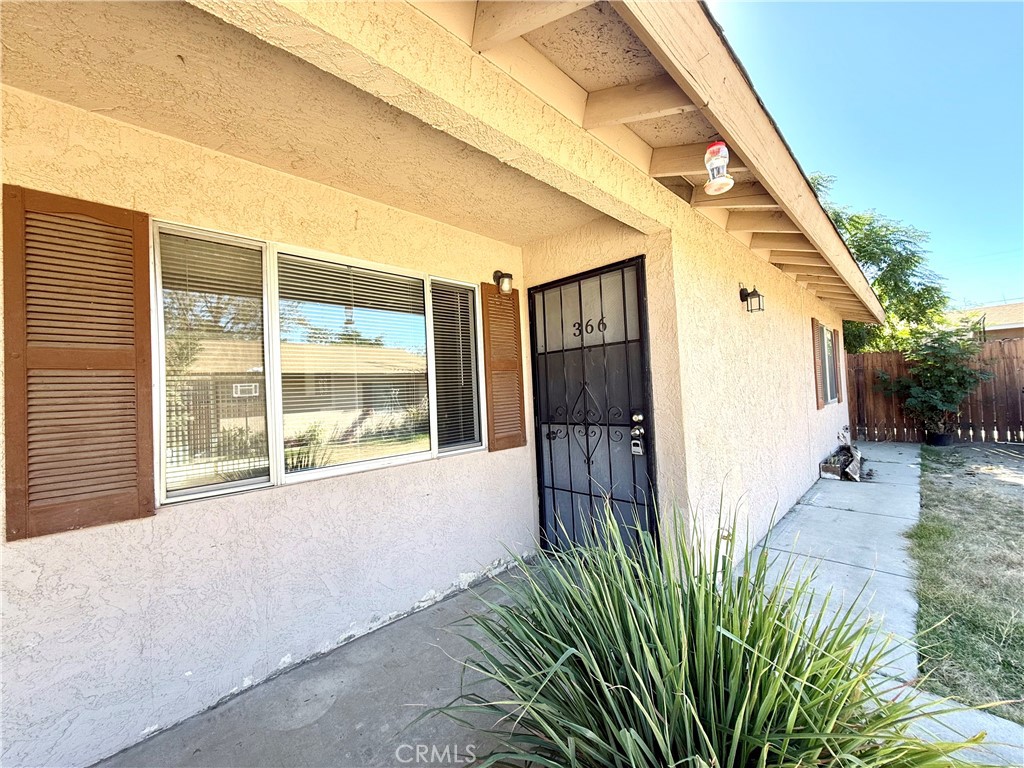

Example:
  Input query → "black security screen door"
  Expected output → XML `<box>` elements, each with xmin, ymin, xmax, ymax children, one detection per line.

<box><xmin>528</xmin><ymin>256</ymin><xmax>657</xmax><ymax>550</ymax></box>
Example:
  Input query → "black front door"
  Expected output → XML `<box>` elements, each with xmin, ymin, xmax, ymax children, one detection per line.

<box><xmin>528</xmin><ymin>256</ymin><xmax>657</xmax><ymax>549</ymax></box>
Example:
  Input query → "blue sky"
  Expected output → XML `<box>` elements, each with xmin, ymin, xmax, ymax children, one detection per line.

<box><xmin>706</xmin><ymin>1</ymin><xmax>1024</xmax><ymax>309</ymax></box>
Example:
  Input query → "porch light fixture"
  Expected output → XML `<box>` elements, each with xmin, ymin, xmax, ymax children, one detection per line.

<box><xmin>739</xmin><ymin>284</ymin><xmax>764</xmax><ymax>313</ymax></box>
<box><xmin>703</xmin><ymin>140</ymin><xmax>735</xmax><ymax>196</ymax></box>
<box><xmin>493</xmin><ymin>270</ymin><xmax>513</xmax><ymax>295</ymax></box>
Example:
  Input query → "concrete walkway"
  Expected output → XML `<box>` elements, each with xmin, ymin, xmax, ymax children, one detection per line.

<box><xmin>759</xmin><ymin>442</ymin><xmax>1024</xmax><ymax>766</ymax></box>
<box><xmin>757</xmin><ymin>442</ymin><xmax>923</xmax><ymax>681</ymax></box>
<box><xmin>98</xmin><ymin>443</ymin><xmax>1023</xmax><ymax>767</ymax></box>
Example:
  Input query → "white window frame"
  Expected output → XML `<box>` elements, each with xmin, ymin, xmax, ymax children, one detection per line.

<box><xmin>429</xmin><ymin>276</ymin><xmax>487</xmax><ymax>456</ymax></box>
<box><xmin>151</xmin><ymin>220</ymin><xmax>488</xmax><ymax>507</ymax></box>
<box><xmin>820</xmin><ymin>322</ymin><xmax>838</xmax><ymax>405</ymax></box>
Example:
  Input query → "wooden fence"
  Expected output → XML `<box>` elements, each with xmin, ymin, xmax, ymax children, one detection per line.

<box><xmin>846</xmin><ymin>338</ymin><xmax>1024</xmax><ymax>443</ymax></box>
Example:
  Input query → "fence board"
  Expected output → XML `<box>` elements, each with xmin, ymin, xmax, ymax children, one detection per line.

<box><xmin>846</xmin><ymin>338</ymin><xmax>1024</xmax><ymax>443</ymax></box>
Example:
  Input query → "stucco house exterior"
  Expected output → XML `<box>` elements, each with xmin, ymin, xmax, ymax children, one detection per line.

<box><xmin>0</xmin><ymin>2</ymin><xmax>884</xmax><ymax>766</ymax></box>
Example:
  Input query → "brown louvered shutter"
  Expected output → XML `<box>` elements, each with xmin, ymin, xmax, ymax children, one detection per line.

<box><xmin>832</xmin><ymin>327</ymin><xmax>843</xmax><ymax>404</ymax></box>
<box><xmin>4</xmin><ymin>186</ymin><xmax>154</xmax><ymax>540</ymax></box>
<box><xmin>811</xmin><ymin>318</ymin><xmax>825</xmax><ymax>410</ymax></box>
<box><xmin>480</xmin><ymin>282</ymin><xmax>526</xmax><ymax>451</ymax></box>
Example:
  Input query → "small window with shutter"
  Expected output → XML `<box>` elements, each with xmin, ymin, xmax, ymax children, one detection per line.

<box><xmin>481</xmin><ymin>282</ymin><xmax>527</xmax><ymax>451</ymax></box>
<box><xmin>431</xmin><ymin>281</ymin><xmax>481</xmax><ymax>452</ymax></box>
<box><xmin>4</xmin><ymin>186</ymin><xmax>154</xmax><ymax>540</ymax></box>
<box><xmin>812</xmin><ymin>318</ymin><xmax>840</xmax><ymax>408</ymax></box>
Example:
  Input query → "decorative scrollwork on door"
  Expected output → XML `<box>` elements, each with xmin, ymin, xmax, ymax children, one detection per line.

<box><xmin>572</xmin><ymin>424</ymin><xmax>603</xmax><ymax>466</ymax></box>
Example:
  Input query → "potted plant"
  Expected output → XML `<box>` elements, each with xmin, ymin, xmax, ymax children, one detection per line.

<box><xmin>877</xmin><ymin>320</ymin><xmax>993</xmax><ymax>446</ymax></box>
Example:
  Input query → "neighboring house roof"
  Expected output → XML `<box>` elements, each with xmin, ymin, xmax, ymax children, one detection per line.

<box><xmin>188</xmin><ymin>339</ymin><xmax>426</xmax><ymax>376</ymax></box>
<box><xmin>949</xmin><ymin>301</ymin><xmax>1024</xmax><ymax>331</ymax></box>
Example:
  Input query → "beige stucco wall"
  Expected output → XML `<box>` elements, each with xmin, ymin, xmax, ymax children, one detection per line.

<box><xmin>521</xmin><ymin>218</ymin><xmax>689</xmax><ymax>511</ymax></box>
<box><xmin>523</xmin><ymin>206</ymin><xmax>849</xmax><ymax>551</ymax></box>
<box><xmin>1</xmin><ymin>86</ymin><xmax>538</xmax><ymax>768</ymax></box>
<box><xmin>669</xmin><ymin>206</ymin><xmax>848</xmax><ymax>548</ymax></box>
<box><xmin>1</xmin><ymin>4</ymin><xmax>856</xmax><ymax>763</ymax></box>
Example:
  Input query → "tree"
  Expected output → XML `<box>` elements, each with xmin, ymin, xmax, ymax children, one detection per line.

<box><xmin>811</xmin><ymin>175</ymin><xmax>948</xmax><ymax>353</ymax></box>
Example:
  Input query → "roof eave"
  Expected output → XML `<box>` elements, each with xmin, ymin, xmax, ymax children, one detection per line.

<box><xmin>612</xmin><ymin>0</ymin><xmax>885</xmax><ymax>324</ymax></box>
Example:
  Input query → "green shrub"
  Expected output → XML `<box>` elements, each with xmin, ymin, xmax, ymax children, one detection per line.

<box><xmin>876</xmin><ymin>321</ymin><xmax>993</xmax><ymax>435</ymax></box>
<box><xmin>441</xmin><ymin>508</ymin><xmax>985</xmax><ymax>767</ymax></box>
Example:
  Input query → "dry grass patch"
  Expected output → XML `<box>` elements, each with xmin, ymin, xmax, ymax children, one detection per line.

<box><xmin>910</xmin><ymin>443</ymin><xmax>1024</xmax><ymax>723</ymax></box>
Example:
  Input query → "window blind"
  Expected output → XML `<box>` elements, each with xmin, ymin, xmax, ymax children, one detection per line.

<box><xmin>159</xmin><ymin>232</ymin><xmax>269</xmax><ymax>495</ymax></box>
<box><xmin>277</xmin><ymin>254</ymin><xmax>428</xmax><ymax>472</ymax></box>
<box><xmin>431</xmin><ymin>282</ymin><xmax>480</xmax><ymax>451</ymax></box>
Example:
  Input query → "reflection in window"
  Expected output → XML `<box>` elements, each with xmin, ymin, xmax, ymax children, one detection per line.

<box><xmin>277</xmin><ymin>255</ymin><xmax>429</xmax><ymax>472</ymax></box>
<box><xmin>160</xmin><ymin>233</ymin><xmax>269</xmax><ymax>495</ymax></box>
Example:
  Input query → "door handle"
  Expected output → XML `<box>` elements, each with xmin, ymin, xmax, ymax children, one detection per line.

<box><xmin>630</xmin><ymin>426</ymin><xmax>645</xmax><ymax>438</ymax></box>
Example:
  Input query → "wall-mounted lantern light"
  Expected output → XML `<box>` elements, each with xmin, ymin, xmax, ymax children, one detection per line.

<box><xmin>739</xmin><ymin>284</ymin><xmax>764</xmax><ymax>313</ymax></box>
<box><xmin>493</xmin><ymin>270</ymin><xmax>513</xmax><ymax>295</ymax></box>
<box><xmin>703</xmin><ymin>140</ymin><xmax>735</xmax><ymax>196</ymax></box>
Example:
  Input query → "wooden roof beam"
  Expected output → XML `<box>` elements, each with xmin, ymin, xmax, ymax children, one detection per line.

<box><xmin>691</xmin><ymin>182</ymin><xmax>778</xmax><ymax>209</ymax></box>
<box><xmin>726</xmin><ymin>211</ymin><xmax>799</xmax><ymax>233</ymax></box>
<box><xmin>472</xmin><ymin>1</ymin><xmax>594</xmax><ymax>52</ymax></box>
<box><xmin>584</xmin><ymin>74</ymin><xmax>695</xmax><ymax>129</ymax></box>
<box><xmin>613</xmin><ymin>1</ymin><xmax>885</xmax><ymax>323</ymax></box>
<box><xmin>778</xmin><ymin>264</ymin><xmax>838</xmax><ymax>276</ymax></box>
<box><xmin>749</xmin><ymin>233</ymin><xmax>817</xmax><ymax>251</ymax></box>
<box><xmin>769</xmin><ymin>251</ymin><xmax>830</xmax><ymax>266</ymax></box>
<box><xmin>649</xmin><ymin>142</ymin><xmax>748</xmax><ymax>177</ymax></box>
<box><xmin>813</xmin><ymin>290</ymin><xmax>859</xmax><ymax>300</ymax></box>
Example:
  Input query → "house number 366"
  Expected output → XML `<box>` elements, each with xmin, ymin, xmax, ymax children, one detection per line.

<box><xmin>572</xmin><ymin>317</ymin><xmax>607</xmax><ymax>336</ymax></box>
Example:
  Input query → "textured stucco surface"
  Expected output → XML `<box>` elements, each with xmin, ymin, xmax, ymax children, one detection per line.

<box><xmin>523</xmin><ymin>207</ymin><xmax>848</xmax><ymax>551</ymax></box>
<box><xmin>2</xmin><ymin>2</ymin><xmax>854</xmax><ymax>764</ymax></box>
<box><xmin>1</xmin><ymin>86</ymin><xmax>537</xmax><ymax>768</ymax></box>
<box><xmin>0</xmin><ymin>0</ymin><xmax>602</xmax><ymax>246</ymax></box>
<box><xmin>522</xmin><ymin>218</ymin><xmax>689</xmax><ymax>511</ymax></box>
<box><xmin>669</xmin><ymin>205</ymin><xmax>848</xmax><ymax>549</ymax></box>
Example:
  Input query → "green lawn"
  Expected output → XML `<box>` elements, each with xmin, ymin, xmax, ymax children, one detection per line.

<box><xmin>908</xmin><ymin>443</ymin><xmax>1024</xmax><ymax>723</ymax></box>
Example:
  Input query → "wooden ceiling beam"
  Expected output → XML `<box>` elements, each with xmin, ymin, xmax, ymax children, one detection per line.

<box><xmin>472</xmin><ymin>1</ymin><xmax>594</xmax><ymax>52</ymax></box>
<box><xmin>820</xmin><ymin>299</ymin><xmax>863</xmax><ymax>307</ymax></box>
<box><xmin>805</xmin><ymin>281</ymin><xmax>853</xmax><ymax>290</ymax></box>
<box><xmin>769</xmin><ymin>251</ymin><xmax>830</xmax><ymax>266</ymax></box>
<box><xmin>749</xmin><ymin>233</ymin><xmax>817</xmax><ymax>251</ymax></box>
<box><xmin>584</xmin><ymin>74</ymin><xmax>695</xmax><ymax>129</ymax></box>
<box><xmin>691</xmin><ymin>182</ymin><xmax>779</xmax><ymax>209</ymax></box>
<box><xmin>726</xmin><ymin>211</ymin><xmax>799</xmax><ymax>233</ymax></box>
<box><xmin>813</xmin><ymin>291</ymin><xmax>859</xmax><ymax>301</ymax></box>
<box><xmin>649</xmin><ymin>142</ymin><xmax>748</xmax><ymax>177</ymax></box>
<box><xmin>794</xmin><ymin>280</ymin><xmax>843</xmax><ymax>290</ymax></box>
<box><xmin>778</xmin><ymin>264</ymin><xmax>837</xmax><ymax>276</ymax></box>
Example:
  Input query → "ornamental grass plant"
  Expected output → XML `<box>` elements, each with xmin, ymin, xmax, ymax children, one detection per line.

<box><xmin>440</xmin><ymin>507</ymin><xmax>987</xmax><ymax>767</ymax></box>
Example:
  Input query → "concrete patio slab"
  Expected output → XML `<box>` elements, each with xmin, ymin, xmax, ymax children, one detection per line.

<box><xmin>753</xmin><ymin>545</ymin><xmax>918</xmax><ymax>681</ymax></box>
<box><xmin>97</xmin><ymin>582</ymin><xmax>508</xmax><ymax>768</ymax></box>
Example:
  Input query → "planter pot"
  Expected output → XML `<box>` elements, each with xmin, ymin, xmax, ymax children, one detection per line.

<box><xmin>925</xmin><ymin>432</ymin><xmax>954</xmax><ymax>447</ymax></box>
